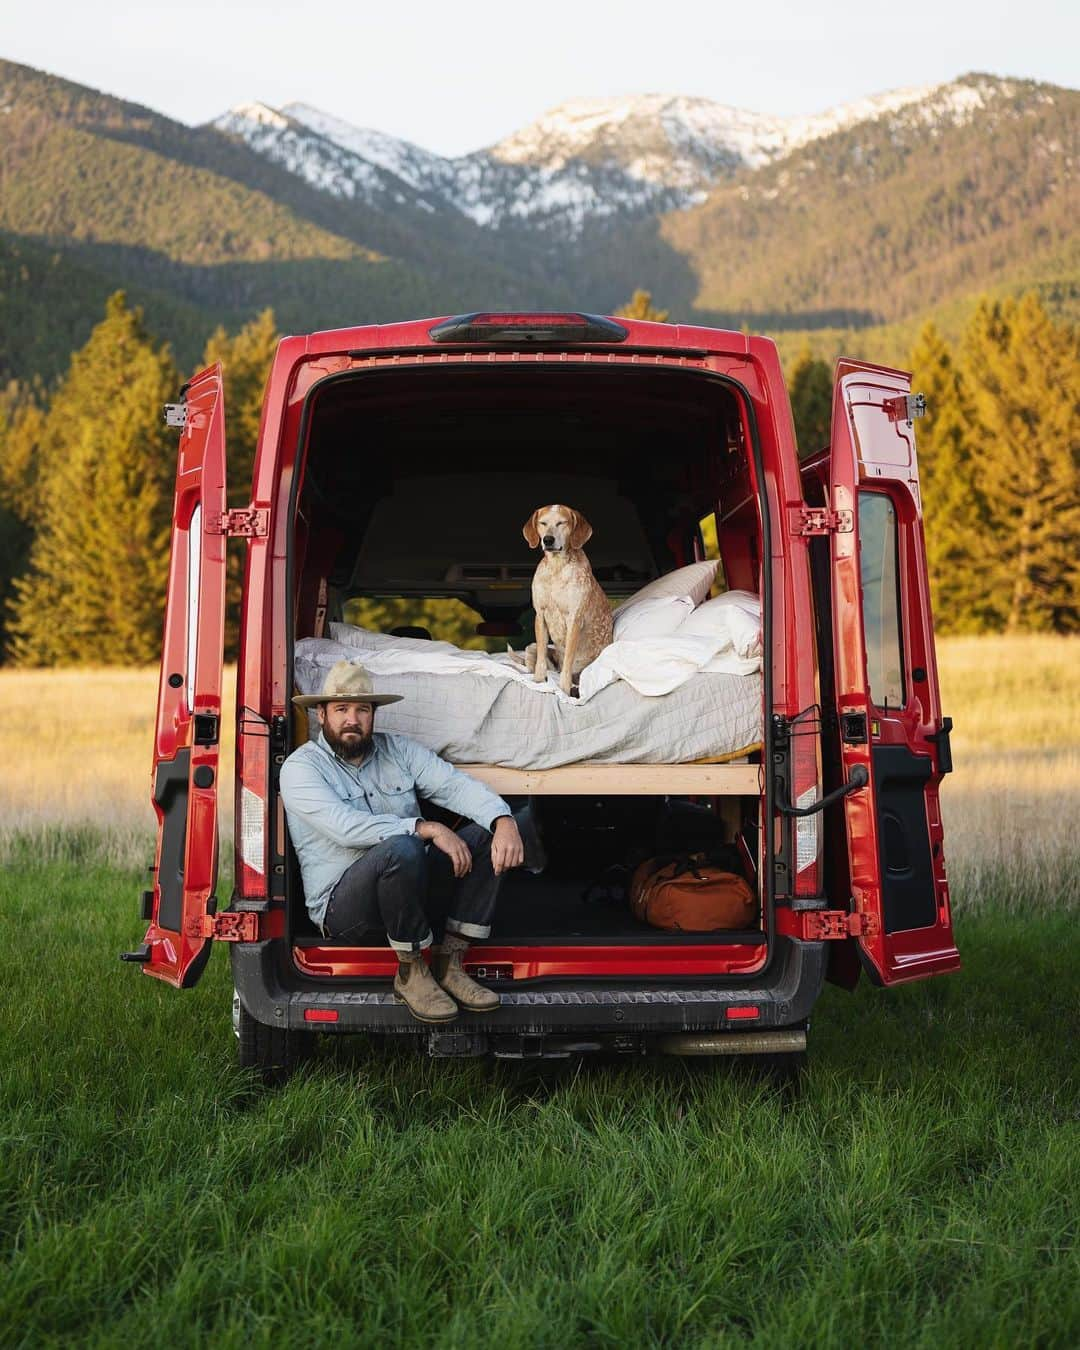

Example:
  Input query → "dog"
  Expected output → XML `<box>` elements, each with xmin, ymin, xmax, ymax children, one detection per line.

<box><xmin>521</xmin><ymin>504</ymin><xmax>614</xmax><ymax>695</ymax></box>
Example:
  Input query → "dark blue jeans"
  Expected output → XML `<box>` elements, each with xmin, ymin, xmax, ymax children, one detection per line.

<box><xmin>321</xmin><ymin>824</ymin><xmax>501</xmax><ymax>952</ymax></box>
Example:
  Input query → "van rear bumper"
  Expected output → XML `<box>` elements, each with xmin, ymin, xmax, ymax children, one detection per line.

<box><xmin>231</xmin><ymin>936</ymin><xmax>827</xmax><ymax>1037</ymax></box>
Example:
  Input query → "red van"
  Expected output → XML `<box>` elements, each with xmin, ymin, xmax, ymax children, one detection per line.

<box><xmin>125</xmin><ymin>312</ymin><xmax>958</xmax><ymax>1082</ymax></box>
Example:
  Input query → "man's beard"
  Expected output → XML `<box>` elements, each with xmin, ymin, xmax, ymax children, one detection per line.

<box><xmin>324</xmin><ymin>723</ymin><xmax>373</xmax><ymax>761</ymax></box>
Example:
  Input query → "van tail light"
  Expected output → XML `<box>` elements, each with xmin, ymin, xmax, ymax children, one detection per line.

<box><xmin>791</xmin><ymin>713</ymin><xmax>823</xmax><ymax>898</ymax></box>
<box><xmin>429</xmin><ymin>312</ymin><xmax>628</xmax><ymax>344</ymax></box>
<box><xmin>236</xmin><ymin>715</ymin><xmax>269</xmax><ymax>899</ymax></box>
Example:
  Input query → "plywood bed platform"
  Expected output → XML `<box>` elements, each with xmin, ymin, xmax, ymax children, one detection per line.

<box><xmin>455</xmin><ymin>761</ymin><xmax>761</xmax><ymax>795</ymax></box>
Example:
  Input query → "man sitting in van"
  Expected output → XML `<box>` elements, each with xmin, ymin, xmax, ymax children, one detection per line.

<box><xmin>280</xmin><ymin>661</ymin><xmax>529</xmax><ymax>1025</ymax></box>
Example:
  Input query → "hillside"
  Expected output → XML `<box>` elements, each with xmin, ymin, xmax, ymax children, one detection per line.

<box><xmin>0</xmin><ymin>58</ymin><xmax>1075</xmax><ymax>384</ymax></box>
<box><xmin>0</xmin><ymin>60</ymin><xmax>528</xmax><ymax>381</ymax></box>
<box><xmin>665</xmin><ymin>75</ymin><xmax>1078</xmax><ymax>328</ymax></box>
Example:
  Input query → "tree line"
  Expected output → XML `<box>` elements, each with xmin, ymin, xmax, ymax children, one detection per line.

<box><xmin>0</xmin><ymin>289</ymin><xmax>1076</xmax><ymax>666</ymax></box>
<box><xmin>788</xmin><ymin>294</ymin><xmax>1079</xmax><ymax>633</ymax></box>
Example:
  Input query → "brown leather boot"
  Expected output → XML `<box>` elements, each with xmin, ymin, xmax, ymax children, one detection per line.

<box><xmin>393</xmin><ymin>952</ymin><xmax>459</xmax><ymax>1023</ymax></box>
<box><xmin>431</xmin><ymin>934</ymin><xmax>501</xmax><ymax>1013</ymax></box>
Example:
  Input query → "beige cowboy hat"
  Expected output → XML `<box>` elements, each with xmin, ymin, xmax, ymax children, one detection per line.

<box><xmin>292</xmin><ymin>660</ymin><xmax>404</xmax><ymax>708</ymax></box>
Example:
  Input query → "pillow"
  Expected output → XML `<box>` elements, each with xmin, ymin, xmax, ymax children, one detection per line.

<box><xmin>613</xmin><ymin>559</ymin><xmax>719</xmax><ymax>616</ymax></box>
<box><xmin>612</xmin><ymin>595</ymin><xmax>694</xmax><ymax>642</ymax></box>
<box><xmin>677</xmin><ymin>590</ymin><xmax>762</xmax><ymax>657</ymax></box>
<box><xmin>328</xmin><ymin>622</ymin><xmax>459</xmax><ymax>655</ymax></box>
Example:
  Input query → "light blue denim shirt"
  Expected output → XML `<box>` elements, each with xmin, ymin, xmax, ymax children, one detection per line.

<box><xmin>279</xmin><ymin>730</ymin><xmax>511</xmax><ymax>927</ymax></box>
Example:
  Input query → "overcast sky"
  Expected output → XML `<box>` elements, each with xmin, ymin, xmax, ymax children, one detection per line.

<box><xmin>3</xmin><ymin>0</ymin><xmax>1076</xmax><ymax>156</ymax></box>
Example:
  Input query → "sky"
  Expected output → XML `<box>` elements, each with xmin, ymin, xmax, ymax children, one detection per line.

<box><xmin>1</xmin><ymin>0</ymin><xmax>1077</xmax><ymax>156</ymax></box>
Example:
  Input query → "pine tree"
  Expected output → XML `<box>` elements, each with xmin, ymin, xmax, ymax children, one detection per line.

<box><xmin>962</xmin><ymin>295</ymin><xmax>1080</xmax><ymax>632</ymax></box>
<box><xmin>6</xmin><ymin>294</ymin><xmax>179</xmax><ymax>665</ymax></box>
<box><xmin>909</xmin><ymin>322</ymin><xmax>995</xmax><ymax>632</ymax></box>
<box><xmin>787</xmin><ymin>347</ymin><xmax>832</xmax><ymax>457</ymax></box>
<box><xmin>0</xmin><ymin>385</ymin><xmax>46</xmax><ymax>658</ymax></box>
<box><xmin>614</xmin><ymin>290</ymin><xmax>670</xmax><ymax>322</ymax></box>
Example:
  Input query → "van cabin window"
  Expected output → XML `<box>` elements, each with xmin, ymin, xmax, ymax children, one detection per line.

<box><xmin>858</xmin><ymin>492</ymin><xmax>904</xmax><ymax>709</ymax></box>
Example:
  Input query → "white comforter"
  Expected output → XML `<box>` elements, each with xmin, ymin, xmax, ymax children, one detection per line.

<box><xmin>294</xmin><ymin>638</ymin><xmax>762</xmax><ymax>768</ymax></box>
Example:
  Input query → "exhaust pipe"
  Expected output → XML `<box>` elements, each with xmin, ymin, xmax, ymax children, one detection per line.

<box><xmin>657</xmin><ymin>1029</ymin><xmax>807</xmax><ymax>1057</ymax></box>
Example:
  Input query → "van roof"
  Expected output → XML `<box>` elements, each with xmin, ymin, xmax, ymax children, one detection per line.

<box><xmin>279</xmin><ymin>314</ymin><xmax>764</xmax><ymax>361</ymax></box>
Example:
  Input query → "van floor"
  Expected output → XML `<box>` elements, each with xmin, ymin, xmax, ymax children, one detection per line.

<box><xmin>291</xmin><ymin>873</ymin><xmax>764</xmax><ymax>948</ymax></box>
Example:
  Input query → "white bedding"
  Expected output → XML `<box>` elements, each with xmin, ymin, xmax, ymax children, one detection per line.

<box><xmin>295</xmin><ymin>628</ymin><xmax>763</xmax><ymax>769</ymax></box>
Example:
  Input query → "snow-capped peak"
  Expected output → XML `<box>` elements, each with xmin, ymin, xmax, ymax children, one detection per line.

<box><xmin>210</xmin><ymin>75</ymin><xmax>1020</xmax><ymax>235</ymax></box>
<box><xmin>216</xmin><ymin>101</ymin><xmax>290</xmax><ymax>132</ymax></box>
<box><xmin>281</xmin><ymin>103</ymin><xmax>447</xmax><ymax>192</ymax></box>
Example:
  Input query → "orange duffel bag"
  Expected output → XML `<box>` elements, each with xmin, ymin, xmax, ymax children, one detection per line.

<box><xmin>629</xmin><ymin>853</ymin><xmax>757</xmax><ymax>932</ymax></box>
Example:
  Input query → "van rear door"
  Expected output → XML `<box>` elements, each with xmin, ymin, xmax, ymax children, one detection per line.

<box><xmin>817</xmin><ymin>359</ymin><xmax>959</xmax><ymax>985</ymax></box>
<box><xmin>141</xmin><ymin>365</ymin><xmax>228</xmax><ymax>988</ymax></box>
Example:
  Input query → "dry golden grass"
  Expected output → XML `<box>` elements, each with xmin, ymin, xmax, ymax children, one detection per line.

<box><xmin>0</xmin><ymin>667</ymin><xmax>235</xmax><ymax>869</ymax></box>
<box><xmin>1</xmin><ymin>637</ymin><xmax>1076</xmax><ymax>906</ymax></box>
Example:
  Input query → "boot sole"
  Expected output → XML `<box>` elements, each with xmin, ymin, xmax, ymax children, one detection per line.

<box><xmin>392</xmin><ymin>992</ymin><xmax>459</xmax><ymax>1024</ymax></box>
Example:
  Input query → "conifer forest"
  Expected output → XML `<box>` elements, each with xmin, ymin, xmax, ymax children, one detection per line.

<box><xmin>0</xmin><ymin>288</ymin><xmax>1076</xmax><ymax>664</ymax></box>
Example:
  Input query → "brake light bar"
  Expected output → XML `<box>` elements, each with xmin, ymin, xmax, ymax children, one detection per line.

<box><xmin>429</xmin><ymin>312</ymin><xmax>628</xmax><ymax>344</ymax></box>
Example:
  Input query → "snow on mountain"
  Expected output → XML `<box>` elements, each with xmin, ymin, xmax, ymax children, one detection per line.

<box><xmin>211</xmin><ymin>77</ymin><xmax>1013</xmax><ymax>235</ymax></box>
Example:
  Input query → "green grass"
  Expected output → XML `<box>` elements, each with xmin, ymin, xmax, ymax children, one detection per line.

<box><xmin>1</xmin><ymin>850</ymin><xmax>1077</xmax><ymax>1347</ymax></box>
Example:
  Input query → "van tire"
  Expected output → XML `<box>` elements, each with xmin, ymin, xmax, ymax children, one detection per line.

<box><xmin>233</xmin><ymin>991</ymin><xmax>305</xmax><ymax>1086</ymax></box>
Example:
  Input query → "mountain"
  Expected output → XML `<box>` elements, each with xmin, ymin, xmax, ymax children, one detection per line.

<box><xmin>215</xmin><ymin>83</ymin><xmax>971</xmax><ymax>235</ymax></box>
<box><xmin>0</xmin><ymin>58</ymin><xmax>1075</xmax><ymax>386</ymax></box>
<box><xmin>0</xmin><ymin>59</ymin><xmax>531</xmax><ymax>380</ymax></box>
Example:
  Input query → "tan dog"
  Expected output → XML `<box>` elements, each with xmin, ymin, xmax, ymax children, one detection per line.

<box><xmin>522</xmin><ymin>504</ymin><xmax>614</xmax><ymax>695</ymax></box>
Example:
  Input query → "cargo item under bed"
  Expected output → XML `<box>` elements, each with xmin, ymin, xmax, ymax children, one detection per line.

<box><xmin>295</xmin><ymin>641</ymin><xmax>762</xmax><ymax>776</ymax></box>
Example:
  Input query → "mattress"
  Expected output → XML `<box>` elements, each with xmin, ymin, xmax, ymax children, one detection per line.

<box><xmin>295</xmin><ymin>638</ymin><xmax>762</xmax><ymax>769</ymax></box>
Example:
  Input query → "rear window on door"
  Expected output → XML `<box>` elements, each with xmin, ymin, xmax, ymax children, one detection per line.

<box><xmin>859</xmin><ymin>492</ymin><xmax>905</xmax><ymax>710</ymax></box>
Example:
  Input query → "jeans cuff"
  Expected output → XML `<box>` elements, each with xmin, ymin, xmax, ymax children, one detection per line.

<box><xmin>388</xmin><ymin>931</ymin><xmax>433</xmax><ymax>955</ymax></box>
<box><xmin>446</xmin><ymin>918</ymin><xmax>491</xmax><ymax>940</ymax></box>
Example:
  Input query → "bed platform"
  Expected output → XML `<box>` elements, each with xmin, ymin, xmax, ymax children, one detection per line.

<box><xmin>454</xmin><ymin>761</ymin><xmax>760</xmax><ymax>795</ymax></box>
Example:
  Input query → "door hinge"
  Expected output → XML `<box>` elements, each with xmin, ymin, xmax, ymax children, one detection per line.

<box><xmin>795</xmin><ymin>909</ymin><xmax>880</xmax><ymax>941</ymax></box>
<box><xmin>163</xmin><ymin>403</ymin><xmax>187</xmax><ymax>429</ymax></box>
<box><xmin>190</xmin><ymin>912</ymin><xmax>260</xmax><ymax>942</ymax></box>
<box><xmin>883</xmin><ymin>392</ymin><xmax>927</xmax><ymax>422</ymax></box>
<box><xmin>208</xmin><ymin>508</ymin><xmax>269</xmax><ymax>538</ymax></box>
<box><xmin>791</xmin><ymin>506</ymin><xmax>853</xmax><ymax>536</ymax></box>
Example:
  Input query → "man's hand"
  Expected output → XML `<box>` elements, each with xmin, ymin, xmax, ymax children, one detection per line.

<box><xmin>491</xmin><ymin>816</ymin><xmax>525</xmax><ymax>876</ymax></box>
<box><xmin>415</xmin><ymin>821</ymin><xmax>472</xmax><ymax>878</ymax></box>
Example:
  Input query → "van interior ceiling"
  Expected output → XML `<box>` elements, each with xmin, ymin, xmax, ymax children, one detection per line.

<box><xmin>288</xmin><ymin>364</ymin><xmax>766</xmax><ymax>950</ymax></box>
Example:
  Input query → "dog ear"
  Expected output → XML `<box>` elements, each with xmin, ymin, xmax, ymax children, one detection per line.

<box><xmin>522</xmin><ymin>509</ymin><xmax>542</xmax><ymax>549</ymax></box>
<box><xmin>568</xmin><ymin>509</ymin><xmax>593</xmax><ymax>550</ymax></box>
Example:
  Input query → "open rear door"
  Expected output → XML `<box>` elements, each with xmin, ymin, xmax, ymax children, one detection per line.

<box><xmin>825</xmin><ymin>359</ymin><xmax>959</xmax><ymax>985</ymax></box>
<box><xmin>141</xmin><ymin>364</ymin><xmax>227</xmax><ymax>988</ymax></box>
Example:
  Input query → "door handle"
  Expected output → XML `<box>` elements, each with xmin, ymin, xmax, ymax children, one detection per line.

<box><xmin>778</xmin><ymin>764</ymin><xmax>869</xmax><ymax>817</ymax></box>
<box><xmin>926</xmin><ymin>716</ymin><xmax>954</xmax><ymax>775</ymax></box>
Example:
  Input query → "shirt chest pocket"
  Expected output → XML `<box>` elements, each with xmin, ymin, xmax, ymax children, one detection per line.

<box><xmin>369</xmin><ymin>780</ymin><xmax>420</xmax><ymax>816</ymax></box>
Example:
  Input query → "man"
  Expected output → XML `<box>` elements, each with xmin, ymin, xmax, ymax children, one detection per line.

<box><xmin>280</xmin><ymin>660</ymin><xmax>531</xmax><ymax>1024</ymax></box>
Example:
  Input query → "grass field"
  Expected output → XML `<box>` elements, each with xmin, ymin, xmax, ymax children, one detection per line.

<box><xmin>0</xmin><ymin>638</ymin><xmax>1077</xmax><ymax>1346</ymax></box>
